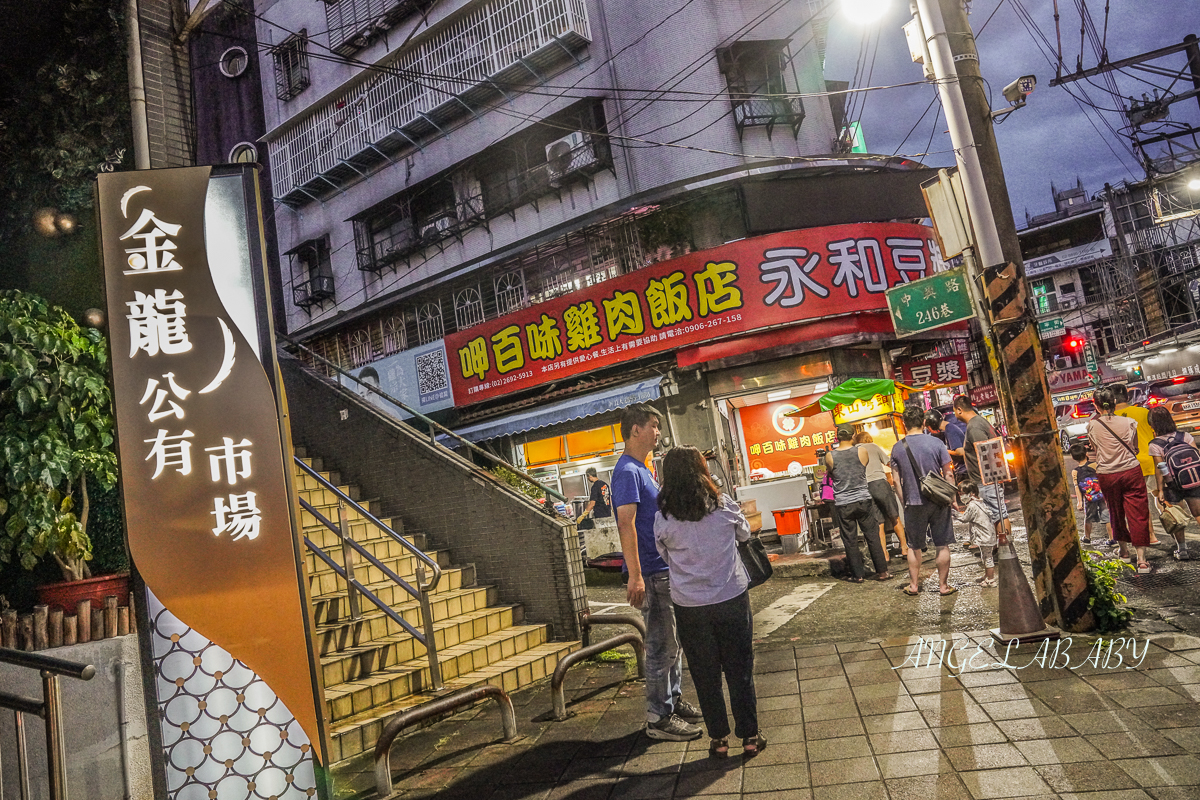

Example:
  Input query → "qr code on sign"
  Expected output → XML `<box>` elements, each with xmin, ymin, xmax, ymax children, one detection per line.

<box><xmin>416</xmin><ymin>350</ymin><xmax>449</xmax><ymax>395</ymax></box>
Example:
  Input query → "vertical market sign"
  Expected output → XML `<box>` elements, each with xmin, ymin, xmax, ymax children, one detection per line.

<box><xmin>445</xmin><ymin>223</ymin><xmax>938</xmax><ymax>404</ymax></box>
<box><xmin>98</xmin><ymin>167</ymin><xmax>326</xmax><ymax>799</ymax></box>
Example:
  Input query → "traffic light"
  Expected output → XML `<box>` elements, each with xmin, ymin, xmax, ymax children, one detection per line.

<box><xmin>1066</xmin><ymin>336</ymin><xmax>1084</xmax><ymax>351</ymax></box>
<box><xmin>1131</xmin><ymin>365</ymin><xmax>1144</xmax><ymax>380</ymax></box>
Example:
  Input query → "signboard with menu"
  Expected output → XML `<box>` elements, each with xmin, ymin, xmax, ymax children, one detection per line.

<box><xmin>445</xmin><ymin>223</ymin><xmax>939</xmax><ymax>404</ymax></box>
<box><xmin>98</xmin><ymin>166</ymin><xmax>326</xmax><ymax>797</ymax></box>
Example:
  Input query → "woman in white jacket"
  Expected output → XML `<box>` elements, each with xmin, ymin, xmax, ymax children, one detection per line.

<box><xmin>654</xmin><ymin>445</ymin><xmax>764</xmax><ymax>758</ymax></box>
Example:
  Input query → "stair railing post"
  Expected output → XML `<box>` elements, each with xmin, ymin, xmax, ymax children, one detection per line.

<box><xmin>15</xmin><ymin>709</ymin><xmax>31</xmax><ymax>800</ymax></box>
<box><xmin>414</xmin><ymin>565</ymin><xmax>443</xmax><ymax>690</ymax></box>
<box><xmin>338</xmin><ymin>502</ymin><xmax>362</xmax><ymax>621</ymax></box>
<box><xmin>42</xmin><ymin>671</ymin><xmax>67</xmax><ymax>800</ymax></box>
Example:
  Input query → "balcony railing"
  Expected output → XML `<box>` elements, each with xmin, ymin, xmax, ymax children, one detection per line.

<box><xmin>357</xmin><ymin>195</ymin><xmax>486</xmax><ymax>272</ymax></box>
<box><xmin>269</xmin><ymin>0</ymin><xmax>591</xmax><ymax>205</ymax></box>
<box><xmin>326</xmin><ymin>0</ymin><xmax>436</xmax><ymax>56</ymax></box>
<box><xmin>733</xmin><ymin>95</ymin><xmax>805</xmax><ymax>139</ymax></box>
<box><xmin>293</xmin><ymin>274</ymin><xmax>336</xmax><ymax>309</ymax></box>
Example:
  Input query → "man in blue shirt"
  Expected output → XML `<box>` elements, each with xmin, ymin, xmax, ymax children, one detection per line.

<box><xmin>891</xmin><ymin>406</ymin><xmax>958</xmax><ymax>597</ymax></box>
<box><xmin>612</xmin><ymin>404</ymin><xmax>702</xmax><ymax>742</ymax></box>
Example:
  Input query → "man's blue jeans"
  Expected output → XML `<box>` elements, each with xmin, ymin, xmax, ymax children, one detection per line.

<box><xmin>641</xmin><ymin>571</ymin><xmax>683</xmax><ymax>722</ymax></box>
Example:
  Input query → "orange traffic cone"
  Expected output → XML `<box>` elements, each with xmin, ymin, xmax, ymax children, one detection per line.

<box><xmin>991</xmin><ymin>538</ymin><xmax>1060</xmax><ymax>645</ymax></box>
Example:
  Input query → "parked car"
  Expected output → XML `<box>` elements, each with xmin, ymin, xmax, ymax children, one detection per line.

<box><xmin>1143</xmin><ymin>376</ymin><xmax>1200</xmax><ymax>433</ymax></box>
<box><xmin>1057</xmin><ymin>399</ymin><xmax>1095</xmax><ymax>452</ymax></box>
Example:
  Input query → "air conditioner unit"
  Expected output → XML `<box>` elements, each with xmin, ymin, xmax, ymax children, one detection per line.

<box><xmin>545</xmin><ymin>131</ymin><xmax>595</xmax><ymax>184</ymax></box>
<box><xmin>420</xmin><ymin>215</ymin><xmax>454</xmax><ymax>240</ymax></box>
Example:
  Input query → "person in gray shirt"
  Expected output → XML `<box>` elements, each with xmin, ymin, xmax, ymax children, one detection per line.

<box><xmin>891</xmin><ymin>406</ymin><xmax>958</xmax><ymax>596</ymax></box>
<box><xmin>825</xmin><ymin>426</ymin><xmax>886</xmax><ymax>583</ymax></box>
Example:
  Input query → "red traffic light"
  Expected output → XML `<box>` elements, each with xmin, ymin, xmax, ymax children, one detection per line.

<box><xmin>1066</xmin><ymin>338</ymin><xmax>1083</xmax><ymax>350</ymax></box>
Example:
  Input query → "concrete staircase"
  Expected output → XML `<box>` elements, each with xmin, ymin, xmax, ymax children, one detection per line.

<box><xmin>294</xmin><ymin>451</ymin><xmax>580</xmax><ymax>765</ymax></box>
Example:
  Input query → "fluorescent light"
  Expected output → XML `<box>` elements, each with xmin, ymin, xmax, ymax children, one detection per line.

<box><xmin>767</xmin><ymin>389</ymin><xmax>792</xmax><ymax>402</ymax></box>
<box><xmin>1161</xmin><ymin>348</ymin><xmax>1179</xmax><ymax>354</ymax></box>
<box><xmin>813</xmin><ymin>382</ymin><xmax>829</xmax><ymax>393</ymax></box>
<box><xmin>1189</xmin><ymin>178</ymin><xmax>1200</xmax><ymax>191</ymax></box>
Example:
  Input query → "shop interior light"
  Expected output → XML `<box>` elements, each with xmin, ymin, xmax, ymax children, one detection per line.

<box><xmin>1161</xmin><ymin>348</ymin><xmax>1179</xmax><ymax>354</ymax></box>
<box><xmin>1189</xmin><ymin>177</ymin><xmax>1200</xmax><ymax>191</ymax></box>
<box><xmin>767</xmin><ymin>389</ymin><xmax>792</xmax><ymax>401</ymax></box>
<box><xmin>813</xmin><ymin>382</ymin><xmax>829</xmax><ymax>393</ymax></box>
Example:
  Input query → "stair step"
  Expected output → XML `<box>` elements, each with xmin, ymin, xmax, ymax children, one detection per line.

<box><xmin>329</xmin><ymin>640</ymin><xmax>581</xmax><ymax>764</ymax></box>
<box><xmin>299</xmin><ymin>496</ymin><xmax>385</xmax><ymax>524</ymax></box>
<box><xmin>324</xmin><ymin>625</ymin><xmax>551</xmax><ymax>723</ymax></box>
<box><xmin>301</xmin><ymin>518</ymin><xmax>409</xmax><ymax>551</ymax></box>
<box><xmin>314</xmin><ymin>583</ymin><xmax>494</xmax><ymax>652</ymax></box>
<box><xmin>295</xmin><ymin>484</ymin><xmax>362</xmax><ymax>505</ymax></box>
<box><xmin>320</xmin><ymin>604</ymin><xmax>520</xmax><ymax>687</ymax></box>
<box><xmin>306</xmin><ymin>548</ymin><xmax>452</xmax><ymax>597</ymax></box>
<box><xmin>302</xmin><ymin>533</ymin><xmax>429</xmax><ymax>574</ymax></box>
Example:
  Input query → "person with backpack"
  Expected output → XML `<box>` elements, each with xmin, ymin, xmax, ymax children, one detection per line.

<box><xmin>1068</xmin><ymin>443</ymin><xmax>1110</xmax><ymax>546</ymax></box>
<box><xmin>1087</xmin><ymin>387</ymin><xmax>1151</xmax><ymax>573</ymax></box>
<box><xmin>1147</xmin><ymin>406</ymin><xmax>1200</xmax><ymax>561</ymax></box>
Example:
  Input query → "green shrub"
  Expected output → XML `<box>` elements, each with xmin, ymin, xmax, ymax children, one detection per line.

<box><xmin>1083</xmin><ymin>550</ymin><xmax>1134</xmax><ymax>633</ymax></box>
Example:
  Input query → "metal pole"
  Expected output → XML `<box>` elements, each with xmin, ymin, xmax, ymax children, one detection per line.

<box><xmin>911</xmin><ymin>0</ymin><xmax>1005</xmax><ymax>268</ymax></box>
<box><xmin>414</xmin><ymin>565</ymin><xmax>443</xmax><ymax>691</ymax></box>
<box><xmin>43</xmin><ymin>672</ymin><xmax>68</xmax><ymax>800</ymax></box>
<box><xmin>124</xmin><ymin>0</ymin><xmax>151</xmax><ymax>170</ymax></box>
<box><xmin>15</xmin><ymin>710</ymin><xmax>31</xmax><ymax>800</ymax></box>
<box><xmin>925</xmin><ymin>0</ymin><xmax>1092</xmax><ymax>630</ymax></box>
<box><xmin>338</xmin><ymin>503</ymin><xmax>361</xmax><ymax>621</ymax></box>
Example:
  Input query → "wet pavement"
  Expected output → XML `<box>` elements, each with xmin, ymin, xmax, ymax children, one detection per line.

<box><xmin>358</xmin><ymin>491</ymin><xmax>1200</xmax><ymax>799</ymax></box>
<box><xmin>370</xmin><ymin>631</ymin><xmax>1200</xmax><ymax>800</ymax></box>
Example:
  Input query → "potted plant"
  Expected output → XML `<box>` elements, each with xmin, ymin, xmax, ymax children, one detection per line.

<box><xmin>0</xmin><ymin>290</ymin><xmax>121</xmax><ymax>611</ymax></box>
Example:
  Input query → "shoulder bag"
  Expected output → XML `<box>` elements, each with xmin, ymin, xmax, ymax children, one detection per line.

<box><xmin>902</xmin><ymin>440</ymin><xmax>957</xmax><ymax>507</ymax></box>
<box><xmin>738</xmin><ymin>536</ymin><xmax>773</xmax><ymax>589</ymax></box>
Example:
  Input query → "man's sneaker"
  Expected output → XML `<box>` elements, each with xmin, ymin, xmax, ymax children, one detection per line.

<box><xmin>674</xmin><ymin>700</ymin><xmax>704</xmax><ymax>721</ymax></box>
<box><xmin>646</xmin><ymin>714</ymin><xmax>702</xmax><ymax>741</ymax></box>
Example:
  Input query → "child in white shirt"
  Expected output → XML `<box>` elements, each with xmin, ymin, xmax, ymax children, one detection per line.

<box><xmin>955</xmin><ymin>480</ymin><xmax>997</xmax><ymax>587</ymax></box>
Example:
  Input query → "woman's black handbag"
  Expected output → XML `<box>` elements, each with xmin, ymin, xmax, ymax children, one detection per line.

<box><xmin>739</xmin><ymin>537</ymin><xmax>773</xmax><ymax>589</ymax></box>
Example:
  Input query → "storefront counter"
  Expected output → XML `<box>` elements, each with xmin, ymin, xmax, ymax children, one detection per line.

<box><xmin>735</xmin><ymin>476</ymin><xmax>813</xmax><ymax>531</ymax></box>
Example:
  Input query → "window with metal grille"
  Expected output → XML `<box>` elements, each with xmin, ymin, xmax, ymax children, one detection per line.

<box><xmin>416</xmin><ymin>302</ymin><xmax>444</xmax><ymax>345</ymax></box>
<box><xmin>273</xmin><ymin>32</ymin><xmax>310</xmax><ymax>101</ymax></box>
<box><xmin>347</xmin><ymin>330</ymin><xmax>374</xmax><ymax>367</ymax></box>
<box><xmin>381</xmin><ymin>315</ymin><xmax>406</xmax><ymax>354</ymax></box>
<box><xmin>494</xmin><ymin>271</ymin><xmax>527</xmax><ymax>315</ymax></box>
<box><xmin>289</xmin><ymin>237</ymin><xmax>334</xmax><ymax>310</ymax></box>
<box><xmin>717</xmin><ymin>41</ymin><xmax>805</xmax><ymax>140</ymax></box>
<box><xmin>453</xmin><ymin>286</ymin><xmax>485</xmax><ymax>330</ymax></box>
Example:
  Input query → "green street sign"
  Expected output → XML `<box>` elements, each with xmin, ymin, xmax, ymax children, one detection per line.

<box><xmin>1084</xmin><ymin>343</ymin><xmax>1100</xmax><ymax>384</ymax></box>
<box><xmin>1038</xmin><ymin>317</ymin><xmax>1066</xmax><ymax>338</ymax></box>
<box><xmin>886</xmin><ymin>267</ymin><xmax>975</xmax><ymax>338</ymax></box>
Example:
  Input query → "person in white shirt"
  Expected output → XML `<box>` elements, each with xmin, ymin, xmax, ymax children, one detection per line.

<box><xmin>654</xmin><ymin>446</ymin><xmax>764</xmax><ymax>758</ymax></box>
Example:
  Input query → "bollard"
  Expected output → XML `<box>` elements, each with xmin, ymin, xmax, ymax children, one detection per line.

<box><xmin>550</xmin><ymin>632</ymin><xmax>645</xmax><ymax>721</ymax></box>
<box><xmin>374</xmin><ymin>684</ymin><xmax>517</xmax><ymax>797</ymax></box>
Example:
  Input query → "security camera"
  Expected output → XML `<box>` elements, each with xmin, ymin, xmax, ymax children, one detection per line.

<box><xmin>1002</xmin><ymin>75</ymin><xmax>1036</xmax><ymax>105</ymax></box>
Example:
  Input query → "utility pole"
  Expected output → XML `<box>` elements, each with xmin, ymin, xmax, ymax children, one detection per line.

<box><xmin>924</xmin><ymin>0</ymin><xmax>1093</xmax><ymax>631</ymax></box>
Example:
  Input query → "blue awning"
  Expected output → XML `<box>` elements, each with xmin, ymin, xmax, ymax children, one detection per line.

<box><xmin>448</xmin><ymin>377</ymin><xmax>663</xmax><ymax>443</ymax></box>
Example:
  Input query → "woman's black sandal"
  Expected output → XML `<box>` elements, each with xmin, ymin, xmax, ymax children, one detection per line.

<box><xmin>709</xmin><ymin>737</ymin><xmax>729</xmax><ymax>758</ymax></box>
<box><xmin>743</xmin><ymin>734</ymin><xmax>767</xmax><ymax>756</ymax></box>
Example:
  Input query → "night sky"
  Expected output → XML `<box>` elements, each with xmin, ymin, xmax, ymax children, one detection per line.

<box><xmin>825</xmin><ymin>0</ymin><xmax>1200</xmax><ymax>225</ymax></box>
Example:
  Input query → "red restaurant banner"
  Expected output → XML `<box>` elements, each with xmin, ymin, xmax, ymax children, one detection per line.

<box><xmin>898</xmin><ymin>354</ymin><xmax>968</xmax><ymax>388</ymax></box>
<box><xmin>446</xmin><ymin>223</ymin><xmax>937</xmax><ymax>404</ymax></box>
<box><xmin>738</xmin><ymin>398</ymin><xmax>838</xmax><ymax>474</ymax></box>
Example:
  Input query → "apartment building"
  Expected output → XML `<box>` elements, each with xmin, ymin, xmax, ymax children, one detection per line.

<box><xmin>248</xmin><ymin>0</ymin><xmax>945</xmax><ymax>496</ymax></box>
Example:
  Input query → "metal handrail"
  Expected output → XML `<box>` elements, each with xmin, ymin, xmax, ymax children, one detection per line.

<box><xmin>295</xmin><ymin>468</ymin><xmax>444</xmax><ymax>690</ymax></box>
<box><xmin>550</xmin><ymin>633</ymin><xmax>645</xmax><ymax>721</ymax></box>
<box><xmin>0</xmin><ymin>647</ymin><xmax>96</xmax><ymax>800</ymax></box>
<box><xmin>280</xmin><ymin>335</ymin><xmax>567</xmax><ymax>502</ymax></box>
<box><xmin>294</xmin><ymin>458</ymin><xmax>442</xmax><ymax>592</ymax></box>
<box><xmin>374</xmin><ymin>684</ymin><xmax>519</xmax><ymax>796</ymax></box>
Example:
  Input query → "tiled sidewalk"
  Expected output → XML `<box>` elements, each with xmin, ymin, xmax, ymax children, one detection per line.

<box><xmin>368</xmin><ymin>631</ymin><xmax>1200</xmax><ymax>800</ymax></box>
